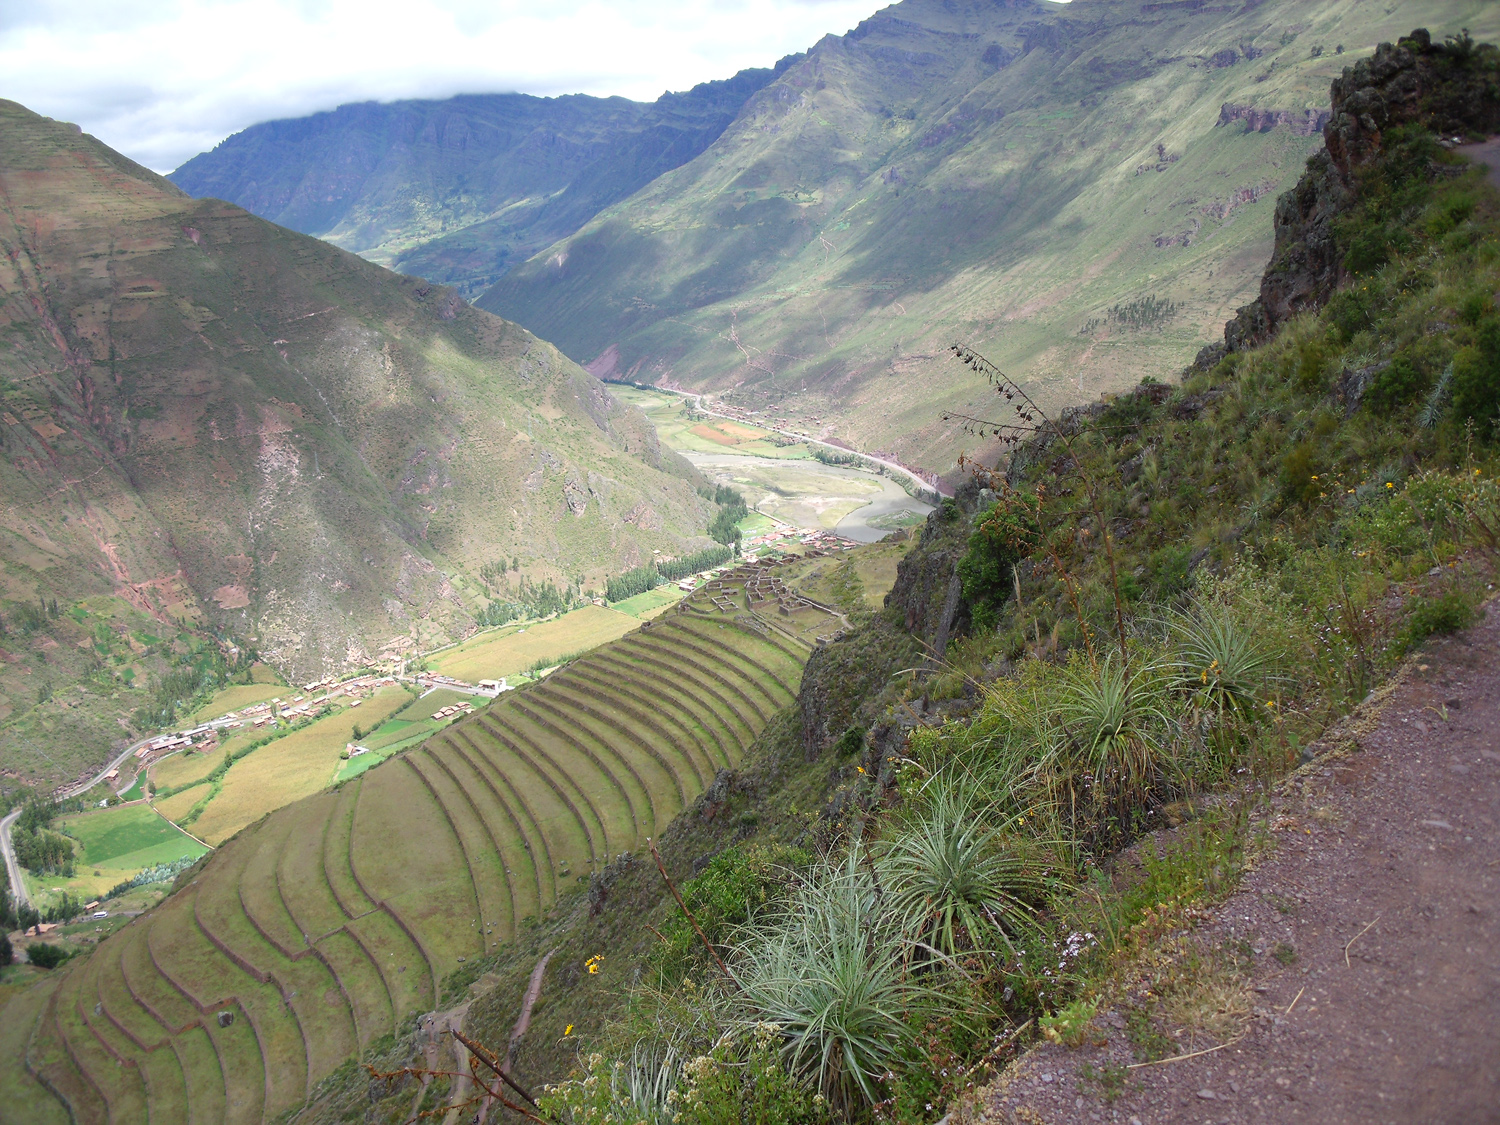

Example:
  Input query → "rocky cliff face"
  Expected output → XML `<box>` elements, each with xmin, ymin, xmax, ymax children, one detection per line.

<box><xmin>1210</xmin><ymin>28</ymin><xmax>1500</xmax><ymax>358</ymax></box>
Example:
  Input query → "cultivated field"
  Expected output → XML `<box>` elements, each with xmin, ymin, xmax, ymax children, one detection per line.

<box><xmin>186</xmin><ymin>686</ymin><xmax>411</xmax><ymax>845</ymax></box>
<box><xmin>27</xmin><ymin>804</ymin><xmax>209</xmax><ymax>908</ymax></box>
<box><xmin>429</xmin><ymin>605</ymin><xmax>641</xmax><ymax>683</ymax></box>
<box><xmin>610</xmin><ymin>386</ymin><xmax>809</xmax><ymax>459</ymax></box>
<box><xmin>8</xmin><ymin>570</ymin><xmax>834</xmax><ymax>1123</ymax></box>
<box><xmin>186</xmin><ymin>665</ymin><xmax>287</xmax><ymax>723</ymax></box>
<box><xmin>608</xmin><ymin>587</ymin><xmax>685</xmax><ymax>618</ymax></box>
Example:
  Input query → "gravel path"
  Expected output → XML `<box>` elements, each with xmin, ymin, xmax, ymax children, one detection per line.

<box><xmin>979</xmin><ymin>606</ymin><xmax>1500</xmax><ymax>1125</ymax></box>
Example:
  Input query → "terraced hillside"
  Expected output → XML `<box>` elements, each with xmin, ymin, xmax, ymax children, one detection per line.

<box><xmin>10</xmin><ymin>573</ymin><xmax>830</xmax><ymax>1123</ymax></box>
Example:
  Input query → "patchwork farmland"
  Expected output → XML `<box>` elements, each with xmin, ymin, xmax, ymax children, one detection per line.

<box><xmin>11</xmin><ymin>571</ymin><xmax>833</xmax><ymax>1122</ymax></box>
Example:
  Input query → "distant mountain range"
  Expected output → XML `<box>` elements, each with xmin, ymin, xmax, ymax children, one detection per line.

<box><xmin>171</xmin><ymin>0</ymin><xmax>1499</xmax><ymax>485</ymax></box>
<box><xmin>169</xmin><ymin>60</ymin><xmax>802</xmax><ymax>300</ymax></box>
<box><xmin>0</xmin><ymin>98</ymin><xmax>710</xmax><ymax>729</ymax></box>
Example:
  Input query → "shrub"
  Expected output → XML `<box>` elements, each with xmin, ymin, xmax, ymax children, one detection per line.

<box><xmin>1046</xmin><ymin>651</ymin><xmax>1175</xmax><ymax>817</ymax></box>
<box><xmin>1168</xmin><ymin>602</ymin><xmax>1280</xmax><ymax>717</ymax></box>
<box><xmin>957</xmin><ymin>492</ymin><xmax>1041</xmax><ymax>627</ymax></box>
<box><xmin>26</xmin><ymin>942</ymin><xmax>69</xmax><ymax>969</ymax></box>
<box><xmin>1451</xmin><ymin>318</ymin><xmax>1500</xmax><ymax>438</ymax></box>
<box><xmin>0</xmin><ymin>933</ymin><xmax>11</xmax><ymax>966</ymax></box>
<box><xmin>728</xmin><ymin>850</ymin><xmax>964</xmax><ymax>1114</ymax></box>
<box><xmin>1363</xmin><ymin>354</ymin><xmax>1426</xmax><ymax>415</ymax></box>
<box><xmin>1402</xmin><ymin>592</ymin><xmax>1476</xmax><ymax>649</ymax></box>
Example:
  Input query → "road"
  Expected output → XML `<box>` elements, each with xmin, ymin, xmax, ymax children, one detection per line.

<box><xmin>648</xmin><ymin>385</ymin><xmax>948</xmax><ymax>502</ymax></box>
<box><xmin>1</xmin><ymin>806</ymin><xmax>26</xmax><ymax>910</ymax></box>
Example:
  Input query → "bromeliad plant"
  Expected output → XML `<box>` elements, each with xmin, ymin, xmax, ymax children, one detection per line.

<box><xmin>875</xmin><ymin>776</ymin><xmax>1056</xmax><ymax>959</ymax></box>
<box><xmin>727</xmin><ymin>850</ymin><xmax>977</xmax><ymax>1117</ymax></box>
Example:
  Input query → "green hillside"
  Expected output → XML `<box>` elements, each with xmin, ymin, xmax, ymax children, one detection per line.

<box><xmin>170</xmin><ymin>62</ymin><xmax>801</xmax><ymax>301</ymax></box>
<box><xmin>481</xmin><ymin>0</ymin><xmax>1500</xmax><ymax>483</ymax></box>
<box><xmin>4</xmin><ymin>576</ymin><xmax>829</xmax><ymax>1121</ymax></box>
<box><xmin>0</xmin><ymin>100</ymin><xmax>716</xmax><ymax>785</ymax></box>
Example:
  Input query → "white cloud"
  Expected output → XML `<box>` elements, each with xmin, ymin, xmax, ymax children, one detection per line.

<box><xmin>0</xmin><ymin>0</ymin><xmax>881</xmax><ymax>172</ymax></box>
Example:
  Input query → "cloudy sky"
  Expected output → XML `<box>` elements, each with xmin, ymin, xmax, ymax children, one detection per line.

<box><xmin>0</xmin><ymin>0</ymin><xmax>883</xmax><ymax>172</ymax></box>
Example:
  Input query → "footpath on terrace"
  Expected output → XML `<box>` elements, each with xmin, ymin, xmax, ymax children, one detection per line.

<box><xmin>981</xmin><ymin>607</ymin><xmax>1500</xmax><ymax>1124</ymax></box>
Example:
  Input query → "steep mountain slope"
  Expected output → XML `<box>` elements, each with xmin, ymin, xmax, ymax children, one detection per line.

<box><xmin>480</xmin><ymin>0</ymin><xmax>1500</xmax><ymax>482</ymax></box>
<box><xmin>3</xmin><ymin>581</ymin><xmax>812</xmax><ymax>1123</ymax></box>
<box><xmin>0</xmin><ymin>99</ymin><xmax>711</xmax><ymax>753</ymax></box>
<box><xmin>169</xmin><ymin>62</ymin><xmax>800</xmax><ymax>300</ymax></box>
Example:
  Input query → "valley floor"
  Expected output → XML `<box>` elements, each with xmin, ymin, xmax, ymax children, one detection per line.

<box><xmin>980</xmin><ymin>607</ymin><xmax>1500</xmax><ymax>1124</ymax></box>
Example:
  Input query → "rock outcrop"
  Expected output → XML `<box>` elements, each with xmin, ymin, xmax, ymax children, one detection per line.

<box><xmin>1217</xmin><ymin>103</ymin><xmax>1330</xmax><ymax>135</ymax></box>
<box><xmin>1204</xmin><ymin>29</ymin><xmax>1500</xmax><ymax>362</ymax></box>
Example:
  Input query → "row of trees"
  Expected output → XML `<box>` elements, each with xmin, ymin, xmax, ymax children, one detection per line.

<box><xmin>606</xmin><ymin>564</ymin><xmax>663</xmax><ymax>603</ymax></box>
<box><xmin>657</xmin><ymin>544</ymin><xmax>733</xmax><ymax>581</ymax></box>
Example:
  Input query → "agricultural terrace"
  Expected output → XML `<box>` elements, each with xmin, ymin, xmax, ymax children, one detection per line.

<box><xmin>25</xmin><ymin>803</ymin><xmax>209</xmax><ymax>909</ymax></box>
<box><xmin>184</xmin><ymin>686</ymin><xmax>412</xmax><ymax>845</ymax></box>
<box><xmin>13</xmin><ymin>571</ymin><xmax>836</xmax><ymax>1123</ymax></box>
<box><xmin>429</xmin><ymin>603</ymin><xmax>650</xmax><ymax>684</ymax></box>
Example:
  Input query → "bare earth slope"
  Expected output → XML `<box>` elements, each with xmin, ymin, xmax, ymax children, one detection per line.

<box><xmin>981</xmin><ymin>606</ymin><xmax>1500</xmax><ymax>1124</ymax></box>
<box><xmin>0</xmin><ymin>99</ymin><xmax>710</xmax><ymax>697</ymax></box>
<box><xmin>481</xmin><ymin>0</ymin><xmax>1500</xmax><ymax>483</ymax></box>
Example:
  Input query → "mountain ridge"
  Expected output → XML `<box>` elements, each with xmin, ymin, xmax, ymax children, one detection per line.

<box><xmin>0</xmin><ymin>98</ymin><xmax>712</xmax><ymax>780</ymax></box>
<box><xmin>169</xmin><ymin>58</ymin><xmax>803</xmax><ymax>300</ymax></box>
<box><xmin>478</xmin><ymin>0</ymin><xmax>1500</xmax><ymax>483</ymax></box>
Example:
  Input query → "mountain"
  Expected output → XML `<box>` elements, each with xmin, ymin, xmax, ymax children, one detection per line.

<box><xmin>479</xmin><ymin>0</ymin><xmax>1500</xmax><ymax>483</ymax></box>
<box><xmin>0</xmin><ymin>99</ymin><xmax>712</xmax><ymax>778</ymax></box>
<box><xmin>168</xmin><ymin>61</ymin><xmax>801</xmax><ymax>300</ymax></box>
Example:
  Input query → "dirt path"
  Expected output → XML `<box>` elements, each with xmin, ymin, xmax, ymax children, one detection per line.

<box><xmin>980</xmin><ymin>607</ymin><xmax>1500</xmax><ymax>1124</ymax></box>
<box><xmin>506</xmin><ymin>948</ymin><xmax>556</xmax><ymax>1074</ymax></box>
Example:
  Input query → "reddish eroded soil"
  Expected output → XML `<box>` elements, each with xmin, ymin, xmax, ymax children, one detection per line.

<box><xmin>980</xmin><ymin>606</ymin><xmax>1500</xmax><ymax>1125</ymax></box>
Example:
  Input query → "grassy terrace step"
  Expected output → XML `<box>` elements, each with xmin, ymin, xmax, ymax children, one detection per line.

<box><xmin>535</xmin><ymin>673</ymin><xmax>713</xmax><ymax>785</ymax></box>
<box><xmin>21</xmin><ymin>587</ymin><xmax>818</xmax><ymax>1122</ymax></box>
<box><xmin>653</xmin><ymin>618</ymin><xmax>800</xmax><ymax>704</ymax></box>
<box><xmin>437</xmin><ymin>732</ymin><xmax>544</xmax><ymax>925</ymax></box>
<box><xmin>1</xmin><ymin>973</ymin><xmax>76</xmax><ymax>1125</ymax></box>
<box><xmin>679</xmin><ymin>606</ymin><xmax>814</xmax><ymax>668</ymax></box>
<box><xmin>490</xmin><ymin>703</ymin><xmax>641</xmax><ymax>853</ymax></box>
<box><xmin>594</xmin><ymin>645</ymin><xmax>758</xmax><ymax>746</ymax></box>
<box><xmin>502</xmin><ymin>694</ymin><xmax>667</xmax><ymax>838</ymax></box>
<box><xmin>406</xmin><ymin>748</ymin><xmax>516</xmax><ymax>942</ymax></box>
<box><xmin>323</xmin><ymin>783</ymin><xmax>378</xmax><ymax>919</ymax></box>
<box><xmin>541</xmin><ymin>675</ymin><xmax>719</xmax><ymax>785</ymax></box>
<box><xmin>520</xmin><ymin>686</ymin><xmax>690</xmax><ymax>809</ymax></box>
<box><xmin>34</xmin><ymin>980</ymin><xmax>108</xmax><ymax>1125</ymax></box>
<box><xmin>624</xmin><ymin>633</ymin><xmax>775</xmax><ymax>725</ymax></box>
<box><xmin>352</xmin><ymin>759</ymin><xmax>469</xmax><ymax>983</ymax></box>
<box><xmin>55</xmin><ymin>957</ymin><xmax>147</xmax><ymax>1121</ymax></box>
<box><xmin>457</xmin><ymin>722</ymin><xmax>562</xmax><ymax>904</ymax></box>
<box><xmin>459</xmin><ymin>716</ymin><xmax>606</xmax><ymax>867</ymax></box>
<box><xmin>171</xmin><ymin>1026</ymin><xmax>227</xmax><ymax>1125</ymax></box>
<box><xmin>565</xmin><ymin>662</ymin><xmax>735</xmax><ymax>774</ymax></box>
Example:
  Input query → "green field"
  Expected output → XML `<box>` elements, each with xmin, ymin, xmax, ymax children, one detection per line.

<box><xmin>428</xmin><ymin>604</ymin><xmax>643</xmax><ymax>682</ymax></box>
<box><xmin>150</xmin><ymin>746</ymin><xmax>224</xmax><ymax>792</ymax></box>
<box><xmin>608</xmin><ymin>586</ymin><xmax>685</xmax><ymax>618</ymax></box>
<box><xmin>182</xmin><ymin>686</ymin><xmax>411</xmax><ymax>845</ymax></box>
<box><xmin>8</xmin><ymin>573</ymin><xmax>833</xmax><ymax>1122</ymax></box>
<box><xmin>25</xmin><ymin>803</ymin><xmax>210</xmax><ymax>909</ymax></box>
<box><xmin>186</xmin><ymin>677</ymin><xmax>287</xmax><ymax>724</ymax></box>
